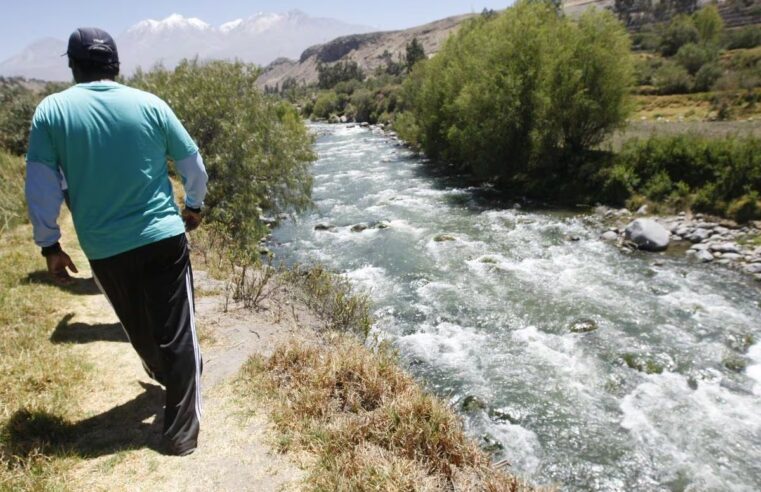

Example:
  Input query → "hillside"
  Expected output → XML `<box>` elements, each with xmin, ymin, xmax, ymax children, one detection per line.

<box><xmin>257</xmin><ymin>14</ymin><xmax>472</xmax><ymax>89</ymax></box>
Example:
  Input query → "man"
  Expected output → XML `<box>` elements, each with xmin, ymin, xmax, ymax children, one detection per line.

<box><xmin>25</xmin><ymin>27</ymin><xmax>208</xmax><ymax>456</ymax></box>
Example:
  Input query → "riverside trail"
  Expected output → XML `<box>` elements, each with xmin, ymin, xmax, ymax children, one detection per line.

<box><xmin>270</xmin><ymin>123</ymin><xmax>761</xmax><ymax>491</ymax></box>
<box><xmin>44</xmin><ymin>217</ymin><xmax>309</xmax><ymax>491</ymax></box>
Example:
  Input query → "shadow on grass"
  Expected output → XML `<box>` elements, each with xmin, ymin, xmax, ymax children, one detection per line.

<box><xmin>25</xmin><ymin>271</ymin><xmax>101</xmax><ymax>296</ymax></box>
<box><xmin>1</xmin><ymin>383</ymin><xmax>164</xmax><ymax>460</ymax></box>
<box><xmin>50</xmin><ymin>313</ymin><xmax>127</xmax><ymax>344</ymax></box>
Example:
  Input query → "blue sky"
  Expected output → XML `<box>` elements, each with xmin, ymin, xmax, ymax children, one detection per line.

<box><xmin>0</xmin><ymin>1</ymin><xmax>510</xmax><ymax>61</ymax></box>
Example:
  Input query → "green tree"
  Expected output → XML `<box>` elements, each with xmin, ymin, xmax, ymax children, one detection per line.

<box><xmin>659</xmin><ymin>14</ymin><xmax>700</xmax><ymax>56</ymax></box>
<box><xmin>405</xmin><ymin>38</ymin><xmax>426</xmax><ymax>72</ymax></box>
<box><xmin>131</xmin><ymin>60</ymin><xmax>315</xmax><ymax>254</ymax></box>
<box><xmin>402</xmin><ymin>2</ymin><xmax>633</xmax><ymax>189</ymax></box>
<box><xmin>692</xmin><ymin>4</ymin><xmax>724</xmax><ymax>44</ymax></box>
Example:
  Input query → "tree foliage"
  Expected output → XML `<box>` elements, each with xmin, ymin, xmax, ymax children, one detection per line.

<box><xmin>692</xmin><ymin>4</ymin><xmax>724</xmax><ymax>45</ymax></box>
<box><xmin>0</xmin><ymin>80</ymin><xmax>68</xmax><ymax>156</ymax></box>
<box><xmin>400</xmin><ymin>2</ymin><xmax>633</xmax><ymax>191</ymax></box>
<box><xmin>131</xmin><ymin>60</ymin><xmax>315</xmax><ymax>254</ymax></box>
<box><xmin>405</xmin><ymin>38</ymin><xmax>426</xmax><ymax>72</ymax></box>
<box><xmin>317</xmin><ymin>61</ymin><xmax>365</xmax><ymax>90</ymax></box>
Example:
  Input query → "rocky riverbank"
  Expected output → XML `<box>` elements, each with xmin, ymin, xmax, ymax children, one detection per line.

<box><xmin>597</xmin><ymin>206</ymin><xmax>761</xmax><ymax>282</ymax></box>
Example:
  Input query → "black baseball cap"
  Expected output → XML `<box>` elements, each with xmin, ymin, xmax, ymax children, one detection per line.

<box><xmin>66</xmin><ymin>27</ymin><xmax>119</xmax><ymax>65</ymax></box>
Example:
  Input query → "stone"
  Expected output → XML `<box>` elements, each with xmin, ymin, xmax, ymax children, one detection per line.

<box><xmin>687</xmin><ymin>228</ymin><xmax>711</xmax><ymax>243</ymax></box>
<box><xmin>675</xmin><ymin>226</ymin><xmax>690</xmax><ymax>237</ymax></box>
<box><xmin>314</xmin><ymin>224</ymin><xmax>333</xmax><ymax>231</ymax></box>
<box><xmin>624</xmin><ymin>219</ymin><xmax>671</xmax><ymax>252</ymax></box>
<box><xmin>695</xmin><ymin>222</ymin><xmax>719</xmax><ymax>229</ymax></box>
<box><xmin>720</xmin><ymin>253</ymin><xmax>743</xmax><ymax>261</ymax></box>
<box><xmin>601</xmin><ymin>231</ymin><xmax>618</xmax><ymax>242</ymax></box>
<box><xmin>480</xmin><ymin>434</ymin><xmax>505</xmax><ymax>453</ymax></box>
<box><xmin>462</xmin><ymin>395</ymin><xmax>488</xmax><ymax>413</ymax></box>
<box><xmin>709</xmin><ymin>242</ymin><xmax>742</xmax><ymax>254</ymax></box>
<box><xmin>351</xmin><ymin>224</ymin><xmax>369</xmax><ymax>233</ymax></box>
<box><xmin>689</xmin><ymin>243</ymin><xmax>710</xmax><ymax>251</ymax></box>
<box><xmin>637</xmin><ymin>205</ymin><xmax>649</xmax><ymax>215</ymax></box>
<box><xmin>433</xmin><ymin>234</ymin><xmax>456</xmax><ymax>242</ymax></box>
<box><xmin>570</xmin><ymin>319</ymin><xmax>598</xmax><ymax>333</ymax></box>
<box><xmin>696</xmin><ymin>250</ymin><xmax>714</xmax><ymax>263</ymax></box>
<box><xmin>744</xmin><ymin>263</ymin><xmax>761</xmax><ymax>274</ymax></box>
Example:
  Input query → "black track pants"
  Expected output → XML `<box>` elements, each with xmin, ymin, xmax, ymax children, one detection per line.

<box><xmin>89</xmin><ymin>233</ymin><xmax>202</xmax><ymax>452</ymax></box>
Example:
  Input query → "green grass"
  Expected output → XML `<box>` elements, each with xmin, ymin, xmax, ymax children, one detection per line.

<box><xmin>0</xmin><ymin>221</ymin><xmax>90</xmax><ymax>491</ymax></box>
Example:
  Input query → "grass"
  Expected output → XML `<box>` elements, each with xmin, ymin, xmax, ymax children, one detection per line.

<box><xmin>282</xmin><ymin>265</ymin><xmax>373</xmax><ymax>339</ymax></box>
<box><xmin>0</xmin><ymin>151</ymin><xmax>27</xmax><ymax>234</ymax></box>
<box><xmin>238</xmin><ymin>334</ymin><xmax>531</xmax><ymax>491</ymax></box>
<box><xmin>632</xmin><ymin>89</ymin><xmax>761</xmax><ymax>122</ymax></box>
<box><xmin>0</xmin><ymin>219</ymin><xmax>90</xmax><ymax>491</ymax></box>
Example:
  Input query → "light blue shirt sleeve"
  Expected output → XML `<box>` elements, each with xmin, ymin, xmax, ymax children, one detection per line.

<box><xmin>25</xmin><ymin>161</ymin><xmax>64</xmax><ymax>247</ymax></box>
<box><xmin>174</xmin><ymin>152</ymin><xmax>208</xmax><ymax>209</ymax></box>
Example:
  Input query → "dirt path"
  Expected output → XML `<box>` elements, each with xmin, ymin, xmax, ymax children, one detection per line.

<box><xmin>56</xmin><ymin>259</ymin><xmax>314</xmax><ymax>491</ymax></box>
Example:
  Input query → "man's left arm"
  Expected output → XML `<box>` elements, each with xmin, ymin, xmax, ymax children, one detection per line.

<box><xmin>174</xmin><ymin>152</ymin><xmax>208</xmax><ymax>232</ymax></box>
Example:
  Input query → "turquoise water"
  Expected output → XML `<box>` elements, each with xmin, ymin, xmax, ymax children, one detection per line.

<box><xmin>271</xmin><ymin>124</ymin><xmax>761</xmax><ymax>491</ymax></box>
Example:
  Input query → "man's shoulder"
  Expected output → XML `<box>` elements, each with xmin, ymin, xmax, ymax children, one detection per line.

<box><xmin>118</xmin><ymin>85</ymin><xmax>169</xmax><ymax>109</ymax></box>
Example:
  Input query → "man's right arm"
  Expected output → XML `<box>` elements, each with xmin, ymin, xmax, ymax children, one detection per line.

<box><xmin>25</xmin><ymin>161</ymin><xmax>64</xmax><ymax>249</ymax></box>
<box><xmin>26</xmin><ymin>102</ymin><xmax>78</xmax><ymax>284</ymax></box>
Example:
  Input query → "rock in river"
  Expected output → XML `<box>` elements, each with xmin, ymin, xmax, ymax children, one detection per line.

<box><xmin>570</xmin><ymin>319</ymin><xmax>599</xmax><ymax>333</ymax></box>
<box><xmin>624</xmin><ymin>219</ymin><xmax>670</xmax><ymax>252</ymax></box>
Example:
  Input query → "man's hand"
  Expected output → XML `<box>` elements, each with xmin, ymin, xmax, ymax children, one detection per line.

<box><xmin>182</xmin><ymin>208</ymin><xmax>203</xmax><ymax>232</ymax></box>
<box><xmin>46</xmin><ymin>251</ymin><xmax>78</xmax><ymax>285</ymax></box>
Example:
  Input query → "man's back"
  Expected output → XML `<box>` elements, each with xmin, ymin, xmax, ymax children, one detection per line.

<box><xmin>27</xmin><ymin>81</ymin><xmax>197</xmax><ymax>260</ymax></box>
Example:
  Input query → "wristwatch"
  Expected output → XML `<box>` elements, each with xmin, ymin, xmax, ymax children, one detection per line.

<box><xmin>41</xmin><ymin>242</ymin><xmax>62</xmax><ymax>257</ymax></box>
<box><xmin>185</xmin><ymin>206</ymin><xmax>202</xmax><ymax>214</ymax></box>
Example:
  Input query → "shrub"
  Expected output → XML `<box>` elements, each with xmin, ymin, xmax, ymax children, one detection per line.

<box><xmin>634</xmin><ymin>56</ymin><xmax>665</xmax><ymax>85</ymax></box>
<box><xmin>349</xmin><ymin>88</ymin><xmax>375</xmax><ymax>123</ymax></box>
<box><xmin>131</xmin><ymin>60</ymin><xmax>315</xmax><ymax>255</ymax></box>
<box><xmin>653</xmin><ymin>60</ymin><xmax>694</xmax><ymax>93</ymax></box>
<box><xmin>723</xmin><ymin>26</ymin><xmax>761</xmax><ymax>50</ymax></box>
<box><xmin>660</xmin><ymin>15</ymin><xmax>700</xmax><ymax>56</ymax></box>
<box><xmin>615</xmin><ymin>135</ymin><xmax>761</xmax><ymax>221</ymax></box>
<box><xmin>675</xmin><ymin>42</ymin><xmax>717</xmax><ymax>75</ymax></box>
<box><xmin>0</xmin><ymin>150</ymin><xmax>26</xmax><ymax>233</ymax></box>
<box><xmin>402</xmin><ymin>2</ymin><xmax>633</xmax><ymax>187</ymax></box>
<box><xmin>694</xmin><ymin>61</ymin><xmax>724</xmax><ymax>91</ymax></box>
<box><xmin>311</xmin><ymin>91</ymin><xmax>340</xmax><ymax>119</ymax></box>
<box><xmin>726</xmin><ymin>192</ymin><xmax>761</xmax><ymax>223</ymax></box>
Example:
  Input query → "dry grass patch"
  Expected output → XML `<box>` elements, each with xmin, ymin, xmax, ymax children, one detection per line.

<box><xmin>239</xmin><ymin>334</ymin><xmax>531</xmax><ymax>491</ymax></box>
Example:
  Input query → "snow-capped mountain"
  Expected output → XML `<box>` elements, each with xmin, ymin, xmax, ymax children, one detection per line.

<box><xmin>0</xmin><ymin>10</ymin><xmax>372</xmax><ymax>81</ymax></box>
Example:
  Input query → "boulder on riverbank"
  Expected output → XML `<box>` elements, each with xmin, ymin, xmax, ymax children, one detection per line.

<box><xmin>624</xmin><ymin>219</ymin><xmax>670</xmax><ymax>252</ymax></box>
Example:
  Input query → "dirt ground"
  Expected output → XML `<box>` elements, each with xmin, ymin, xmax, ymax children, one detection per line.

<box><xmin>54</xmin><ymin>259</ymin><xmax>318</xmax><ymax>491</ymax></box>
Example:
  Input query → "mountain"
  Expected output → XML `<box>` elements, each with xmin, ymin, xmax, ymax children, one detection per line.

<box><xmin>0</xmin><ymin>10</ymin><xmax>372</xmax><ymax>81</ymax></box>
<box><xmin>257</xmin><ymin>14</ymin><xmax>473</xmax><ymax>90</ymax></box>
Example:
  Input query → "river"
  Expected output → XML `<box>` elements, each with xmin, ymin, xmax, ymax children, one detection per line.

<box><xmin>270</xmin><ymin>123</ymin><xmax>761</xmax><ymax>491</ymax></box>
